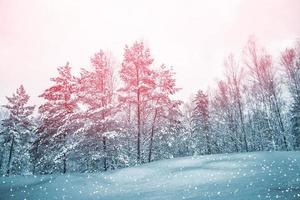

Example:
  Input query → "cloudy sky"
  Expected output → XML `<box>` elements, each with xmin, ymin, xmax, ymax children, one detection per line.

<box><xmin>0</xmin><ymin>0</ymin><xmax>299</xmax><ymax>105</ymax></box>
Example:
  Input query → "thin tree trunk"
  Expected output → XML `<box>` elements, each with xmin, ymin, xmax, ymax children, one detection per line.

<box><xmin>63</xmin><ymin>153</ymin><xmax>66</xmax><ymax>174</ymax></box>
<box><xmin>205</xmin><ymin>129</ymin><xmax>211</xmax><ymax>154</ymax></box>
<box><xmin>0</xmin><ymin>141</ymin><xmax>5</xmax><ymax>173</ymax></box>
<box><xmin>32</xmin><ymin>140</ymin><xmax>39</xmax><ymax>175</ymax></box>
<box><xmin>264</xmin><ymin>100</ymin><xmax>276</xmax><ymax>151</ymax></box>
<box><xmin>230</xmin><ymin>126</ymin><xmax>239</xmax><ymax>152</ymax></box>
<box><xmin>137</xmin><ymin>87</ymin><xmax>141</xmax><ymax>163</ymax></box>
<box><xmin>259</xmin><ymin>130</ymin><xmax>264</xmax><ymax>151</ymax></box>
<box><xmin>233</xmin><ymin>136</ymin><xmax>239</xmax><ymax>152</ymax></box>
<box><xmin>148</xmin><ymin>108</ymin><xmax>157</xmax><ymax>163</ymax></box>
<box><xmin>274</xmin><ymin>98</ymin><xmax>288</xmax><ymax>150</ymax></box>
<box><xmin>6</xmin><ymin>134</ymin><xmax>15</xmax><ymax>176</ymax></box>
<box><xmin>62</xmin><ymin>133</ymin><xmax>67</xmax><ymax>174</ymax></box>
<box><xmin>237</xmin><ymin>100</ymin><xmax>248</xmax><ymax>152</ymax></box>
<box><xmin>103</xmin><ymin>136</ymin><xmax>107</xmax><ymax>171</ymax></box>
<box><xmin>229</xmin><ymin>114</ymin><xmax>239</xmax><ymax>152</ymax></box>
<box><xmin>204</xmin><ymin>116</ymin><xmax>211</xmax><ymax>154</ymax></box>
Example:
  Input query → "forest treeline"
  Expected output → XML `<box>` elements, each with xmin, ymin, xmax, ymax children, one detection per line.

<box><xmin>0</xmin><ymin>37</ymin><xmax>300</xmax><ymax>176</ymax></box>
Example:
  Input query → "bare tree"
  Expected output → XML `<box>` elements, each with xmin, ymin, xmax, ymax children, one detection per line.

<box><xmin>244</xmin><ymin>37</ymin><xmax>287</xmax><ymax>150</ymax></box>
<box><xmin>224</xmin><ymin>54</ymin><xmax>249</xmax><ymax>152</ymax></box>
<box><xmin>281</xmin><ymin>41</ymin><xmax>300</xmax><ymax>149</ymax></box>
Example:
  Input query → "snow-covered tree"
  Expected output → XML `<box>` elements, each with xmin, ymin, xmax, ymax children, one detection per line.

<box><xmin>191</xmin><ymin>89</ymin><xmax>212</xmax><ymax>155</ymax></box>
<box><xmin>148</xmin><ymin>65</ymin><xmax>181</xmax><ymax>162</ymax></box>
<box><xmin>281</xmin><ymin>42</ymin><xmax>300</xmax><ymax>149</ymax></box>
<box><xmin>211</xmin><ymin>80</ymin><xmax>241</xmax><ymax>153</ymax></box>
<box><xmin>1</xmin><ymin>85</ymin><xmax>35</xmax><ymax>175</ymax></box>
<box><xmin>38</xmin><ymin>63</ymin><xmax>78</xmax><ymax>174</ymax></box>
<box><xmin>118</xmin><ymin>41</ymin><xmax>155</xmax><ymax>163</ymax></box>
<box><xmin>76</xmin><ymin>50</ymin><xmax>120</xmax><ymax>171</ymax></box>
<box><xmin>243</xmin><ymin>37</ymin><xmax>288</xmax><ymax>150</ymax></box>
<box><xmin>224</xmin><ymin>55</ymin><xmax>249</xmax><ymax>152</ymax></box>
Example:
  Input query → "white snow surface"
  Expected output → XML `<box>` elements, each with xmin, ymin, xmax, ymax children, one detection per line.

<box><xmin>1</xmin><ymin>151</ymin><xmax>300</xmax><ymax>200</ymax></box>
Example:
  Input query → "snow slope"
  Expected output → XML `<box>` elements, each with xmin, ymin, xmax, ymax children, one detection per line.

<box><xmin>0</xmin><ymin>151</ymin><xmax>300</xmax><ymax>200</ymax></box>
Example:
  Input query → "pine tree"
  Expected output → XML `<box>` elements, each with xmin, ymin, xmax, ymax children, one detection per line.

<box><xmin>148</xmin><ymin>65</ymin><xmax>180</xmax><ymax>162</ymax></box>
<box><xmin>76</xmin><ymin>50</ymin><xmax>119</xmax><ymax>171</ymax></box>
<box><xmin>38</xmin><ymin>62</ymin><xmax>77</xmax><ymax>174</ymax></box>
<box><xmin>192</xmin><ymin>90</ymin><xmax>211</xmax><ymax>155</ymax></box>
<box><xmin>119</xmin><ymin>41</ymin><xmax>155</xmax><ymax>163</ymax></box>
<box><xmin>1</xmin><ymin>85</ymin><xmax>35</xmax><ymax>175</ymax></box>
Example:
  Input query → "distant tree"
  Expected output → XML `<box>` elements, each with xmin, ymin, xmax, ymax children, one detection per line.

<box><xmin>281</xmin><ymin>42</ymin><xmax>300</xmax><ymax>149</ymax></box>
<box><xmin>213</xmin><ymin>80</ymin><xmax>240</xmax><ymax>152</ymax></box>
<box><xmin>290</xmin><ymin>102</ymin><xmax>300</xmax><ymax>149</ymax></box>
<box><xmin>1</xmin><ymin>85</ymin><xmax>35</xmax><ymax>176</ymax></box>
<box><xmin>224</xmin><ymin>54</ymin><xmax>249</xmax><ymax>152</ymax></box>
<box><xmin>192</xmin><ymin>90</ymin><xmax>211</xmax><ymax>155</ymax></box>
<box><xmin>243</xmin><ymin>84</ymin><xmax>268</xmax><ymax>151</ymax></box>
<box><xmin>181</xmin><ymin>100</ymin><xmax>196</xmax><ymax>155</ymax></box>
<box><xmin>244</xmin><ymin>37</ymin><xmax>287</xmax><ymax>150</ymax></box>
<box><xmin>156</xmin><ymin>99</ymin><xmax>184</xmax><ymax>159</ymax></box>
<box><xmin>0</xmin><ymin>108</ymin><xmax>9</xmax><ymax>174</ymax></box>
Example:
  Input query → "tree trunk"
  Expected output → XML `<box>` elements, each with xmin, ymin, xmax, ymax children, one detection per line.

<box><xmin>148</xmin><ymin>108</ymin><xmax>157</xmax><ymax>163</ymax></box>
<box><xmin>6</xmin><ymin>134</ymin><xmax>15</xmax><ymax>176</ymax></box>
<box><xmin>269</xmin><ymin>86</ymin><xmax>288</xmax><ymax>150</ymax></box>
<box><xmin>103</xmin><ymin>136</ymin><xmax>107</xmax><ymax>171</ymax></box>
<box><xmin>0</xmin><ymin>140</ymin><xmax>5</xmax><ymax>173</ymax></box>
<box><xmin>274</xmin><ymin>100</ymin><xmax>288</xmax><ymax>150</ymax></box>
<box><xmin>62</xmin><ymin>133</ymin><xmax>67</xmax><ymax>174</ymax></box>
<box><xmin>137</xmin><ymin>88</ymin><xmax>141</xmax><ymax>163</ymax></box>
<box><xmin>62</xmin><ymin>152</ymin><xmax>67</xmax><ymax>174</ymax></box>
<box><xmin>264</xmin><ymin>100</ymin><xmax>276</xmax><ymax>151</ymax></box>
<box><xmin>233</xmin><ymin>136</ymin><xmax>239</xmax><ymax>152</ymax></box>
<box><xmin>237</xmin><ymin>100</ymin><xmax>248</xmax><ymax>152</ymax></box>
<box><xmin>205</xmin><ymin>129</ymin><xmax>211</xmax><ymax>154</ymax></box>
<box><xmin>259</xmin><ymin>129</ymin><xmax>264</xmax><ymax>151</ymax></box>
<box><xmin>32</xmin><ymin>140</ymin><xmax>39</xmax><ymax>175</ymax></box>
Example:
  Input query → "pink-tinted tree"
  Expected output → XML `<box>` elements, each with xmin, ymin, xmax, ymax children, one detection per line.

<box><xmin>281</xmin><ymin>42</ymin><xmax>300</xmax><ymax>149</ymax></box>
<box><xmin>148</xmin><ymin>65</ymin><xmax>180</xmax><ymax>162</ymax></box>
<box><xmin>224</xmin><ymin>54</ymin><xmax>249</xmax><ymax>152</ymax></box>
<box><xmin>118</xmin><ymin>41</ymin><xmax>155</xmax><ymax>163</ymax></box>
<box><xmin>76</xmin><ymin>50</ymin><xmax>119</xmax><ymax>171</ymax></box>
<box><xmin>244</xmin><ymin>37</ymin><xmax>287</xmax><ymax>150</ymax></box>
<box><xmin>38</xmin><ymin>63</ymin><xmax>77</xmax><ymax>173</ymax></box>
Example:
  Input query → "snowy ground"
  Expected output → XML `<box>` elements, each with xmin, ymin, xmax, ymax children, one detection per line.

<box><xmin>0</xmin><ymin>151</ymin><xmax>300</xmax><ymax>200</ymax></box>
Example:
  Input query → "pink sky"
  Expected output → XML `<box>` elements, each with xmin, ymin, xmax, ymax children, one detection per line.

<box><xmin>0</xmin><ymin>0</ymin><xmax>300</xmax><ymax>105</ymax></box>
